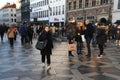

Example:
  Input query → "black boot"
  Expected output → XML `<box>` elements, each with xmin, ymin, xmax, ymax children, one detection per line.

<box><xmin>69</xmin><ymin>51</ymin><xmax>74</xmax><ymax>57</ymax></box>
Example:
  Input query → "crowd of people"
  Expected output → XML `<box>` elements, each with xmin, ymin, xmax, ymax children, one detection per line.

<box><xmin>1</xmin><ymin>18</ymin><xmax>120</xmax><ymax>71</ymax></box>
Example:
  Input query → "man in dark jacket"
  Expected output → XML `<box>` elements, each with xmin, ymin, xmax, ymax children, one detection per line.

<box><xmin>85</xmin><ymin>20</ymin><xmax>95</xmax><ymax>57</ymax></box>
<box><xmin>0</xmin><ymin>24</ymin><xmax>5</xmax><ymax>42</ymax></box>
<box><xmin>19</xmin><ymin>22</ymin><xmax>28</xmax><ymax>45</ymax></box>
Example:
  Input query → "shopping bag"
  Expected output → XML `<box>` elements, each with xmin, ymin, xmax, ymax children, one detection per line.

<box><xmin>68</xmin><ymin>44</ymin><xmax>76</xmax><ymax>51</ymax></box>
<box><xmin>81</xmin><ymin>35</ymin><xmax>85</xmax><ymax>42</ymax></box>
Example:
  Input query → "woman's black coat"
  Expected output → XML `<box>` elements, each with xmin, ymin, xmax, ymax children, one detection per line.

<box><xmin>96</xmin><ymin>28</ymin><xmax>106</xmax><ymax>45</ymax></box>
<box><xmin>38</xmin><ymin>31</ymin><xmax>53</xmax><ymax>55</ymax></box>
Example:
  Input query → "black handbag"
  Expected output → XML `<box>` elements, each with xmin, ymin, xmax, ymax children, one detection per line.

<box><xmin>35</xmin><ymin>40</ymin><xmax>47</xmax><ymax>50</ymax></box>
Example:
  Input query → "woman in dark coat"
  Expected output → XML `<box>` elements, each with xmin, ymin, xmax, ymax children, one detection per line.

<box><xmin>96</xmin><ymin>18</ymin><xmax>107</xmax><ymax>58</ymax></box>
<box><xmin>75</xmin><ymin>22</ymin><xmax>85</xmax><ymax>55</ymax></box>
<box><xmin>38</xmin><ymin>26</ymin><xmax>53</xmax><ymax>71</ymax></box>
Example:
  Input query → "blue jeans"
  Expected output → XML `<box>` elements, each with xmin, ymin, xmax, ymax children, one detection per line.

<box><xmin>86</xmin><ymin>37</ymin><xmax>92</xmax><ymax>56</ymax></box>
<box><xmin>77</xmin><ymin>42</ymin><xmax>82</xmax><ymax>55</ymax></box>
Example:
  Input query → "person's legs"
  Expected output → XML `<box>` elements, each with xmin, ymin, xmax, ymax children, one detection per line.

<box><xmin>1</xmin><ymin>33</ymin><xmax>4</xmax><ymax>42</ymax></box>
<box><xmin>41</xmin><ymin>54</ymin><xmax>45</xmax><ymax>63</ymax></box>
<box><xmin>46</xmin><ymin>54</ymin><xmax>51</xmax><ymax>66</ymax></box>
<box><xmin>46</xmin><ymin>54</ymin><xmax>51</xmax><ymax>71</ymax></box>
<box><xmin>68</xmin><ymin>39</ymin><xmax>74</xmax><ymax>56</ymax></box>
<box><xmin>9</xmin><ymin>38</ymin><xmax>14</xmax><ymax>47</ymax></box>
<box><xmin>98</xmin><ymin>44</ymin><xmax>104</xmax><ymax>57</ymax></box>
<box><xmin>77</xmin><ymin>42</ymin><xmax>82</xmax><ymax>55</ymax></box>
<box><xmin>86</xmin><ymin>37</ymin><xmax>92</xmax><ymax>57</ymax></box>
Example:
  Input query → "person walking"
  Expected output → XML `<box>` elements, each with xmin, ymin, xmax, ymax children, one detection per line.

<box><xmin>7</xmin><ymin>25</ymin><xmax>15</xmax><ymax>48</ymax></box>
<box><xmin>75</xmin><ymin>22</ymin><xmax>85</xmax><ymax>55</ymax></box>
<box><xmin>84</xmin><ymin>20</ymin><xmax>95</xmax><ymax>57</ymax></box>
<box><xmin>19</xmin><ymin>22</ymin><xmax>28</xmax><ymax>45</ymax></box>
<box><xmin>38</xmin><ymin>26</ymin><xmax>53</xmax><ymax>71</ymax></box>
<box><xmin>66</xmin><ymin>18</ymin><xmax>76</xmax><ymax>57</ymax></box>
<box><xmin>27</xmin><ymin>25</ymin><xmax>34</xmax><ymax>44</ymax></box>
<box><xmin>96</xmin><ymin>18</ymin><xmax>107</xmax><ymax>58</ymax></box>
<box><xmin>0</xmin><ymin>24</ymin><xmax>5</xmax><ymax>42</ymax></box>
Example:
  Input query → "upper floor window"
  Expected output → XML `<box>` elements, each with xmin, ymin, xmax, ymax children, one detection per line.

<box><xmin>118</xmin><ymin>0</ymin><xmax>120</xmax><ymax>9</ymax></box>
<box><xmin>79</xmin><ymin>0</ymin><xmax>82</xmax><ymax>8</ymax></box>
<box><xmin>73</xmin><ymin>1</ymin><xmax>76</xmax><ymax>9</ymax></box>
<box><xmin>85</xmin><ymin>0</ymin><xmax>89</xmax><ymax>8</ymax></box>
<box><xmin>92</xmin><ymin>0</ymin><xmax>96</xmax><ymax>7</ymax></box>
<box><xmin>69</xmin><ymin>2</ymin><xmax>72</xmax><ymax>10</ymax></box>
<box><xmin>100</xmin><ymin>0</ymin><xmax>108</xmax><ymax>5</ymax></box>
<box><xmin>62</xmin><ymin>5</ymin><xmax>64</xmax><ymax>14</ymax></box>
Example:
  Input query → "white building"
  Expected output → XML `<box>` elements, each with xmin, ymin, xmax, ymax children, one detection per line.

<box><xmin>0</xmin><ymin>3</ymin><xmax>17</xmax><ymax>25</ymax></box>
<box><xmin>49</xmin><ymin>0</ymin><xmax>66</xmax><ymax>27</ymax></box>
<box><xmin>112</xmin><ymin>0</ymin><xmax>120</xmax><ymax>23</ymax></box>
<box><xmin>30</xmin><ymin>0</ymin><xmax>49</xmax><ymax>25</ymax></box>
<box><xmin>16</xmin><ymin>9</ymin><xmax>21</xmax><ymax>26</ymax></box>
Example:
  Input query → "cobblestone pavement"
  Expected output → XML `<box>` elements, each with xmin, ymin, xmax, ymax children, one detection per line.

<box><xmin>0</xmin><ymin>36</ymin><xmax>120</xmax><ymax>80</ymax></box>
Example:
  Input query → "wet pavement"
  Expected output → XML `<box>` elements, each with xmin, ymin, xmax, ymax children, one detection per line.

<box><xmin>0</xmin><ymin>35</ymin><xmax>120</xmax><ymax>80</ymax></box>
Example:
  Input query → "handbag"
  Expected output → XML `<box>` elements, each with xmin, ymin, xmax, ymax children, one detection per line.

<box><xmin>35</xmin><ymin>40</ymin><xmax>47</xmax><ymax>50</ymax></box>
<box><xmin>68</xmin><ymin>43</ymin><xmax>76</xmax><ymax>51</ymax></box>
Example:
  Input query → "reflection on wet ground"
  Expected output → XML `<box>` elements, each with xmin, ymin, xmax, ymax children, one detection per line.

<box><xmin>0</xmin><ymin>37</ymin><xmax>120</xmax><ymax>80</ymax></box>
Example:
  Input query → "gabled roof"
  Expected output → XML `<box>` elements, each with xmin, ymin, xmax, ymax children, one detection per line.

<box><xmin>1</xmin><ymin>3</ymin><xmax>16</xmax><ymax>9</ymax></box>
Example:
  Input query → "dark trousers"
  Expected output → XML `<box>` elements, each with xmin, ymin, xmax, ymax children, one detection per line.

<box><xmin>98</xmin><ymin>44</ymin><xmax>104</xmax><ymax>55</ymax></box>
<box><xmin>77</xmin><ymin>42</ymin><xmax>82</xmax><ymax>55</ymax></box>
<box><xmin>21</xmin><ymin>35</ymin><xmax>27</xmax><ymax>45</ymax></box>
<box><xmin>41</xmin><ymin>54</ymin><xmax>51</xmax><ymax>65</ymax></box>
<box><xmin>86</xmin><ymin>37</ymin><xmax>92</xmax><ymax>56</ymax></box>
<box><xmin>0</xmin><ymin>33</ymin><xmax>4</xmax><ymax>41</ymax></box>
<box><xmin>9</xmin><ymin>38</ymin><xmax>14</xmax><ymax>47</ymax></box>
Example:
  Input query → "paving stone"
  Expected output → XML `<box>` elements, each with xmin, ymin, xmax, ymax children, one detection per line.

<box><xmin>0</xmin><ymin>36</ymin><xmax>120</xmax><ymax>80</ymax></box>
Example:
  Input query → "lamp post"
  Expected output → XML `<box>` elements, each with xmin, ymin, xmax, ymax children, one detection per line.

<box><xmin>82</xmin><ymin>0</ymin><xmax>86</xmax><ymax>21</ymax></box>
<box><xmin>108</xmin><ymin>0</ymin><xmax>112</xmax><ymax>23</ymax></box>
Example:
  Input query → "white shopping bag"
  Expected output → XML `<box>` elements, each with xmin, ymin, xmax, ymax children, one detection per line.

<box><xmin>81</xmin><ymin>35</ymin><xmax>85</xmax><ymax>42</ymax></box>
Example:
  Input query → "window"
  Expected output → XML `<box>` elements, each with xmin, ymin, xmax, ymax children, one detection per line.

<box><xmin>11</xmin><ymin>14</ymin><xmax>13</xmax><ymax>16</ymax></box>
<box><xmin>14</xmin><ymin>19</ymin><xmax>16</xmax><ymax>22</ymax></box>
<box><xmin>56</xmin><ymin>6</ymin><xmax>58</xmax><ymax>15</ymax></box>
<box><xmin>100</xmin><ymin>0</ymin><xmax>108</xmax><ymax>5</ymax></box>
<box><xmin>79</xmin><ymin>0</ymin><xmax>82</xmax><ymax>8</ymax></box>
<box><xmin>92</xmin><ymin>0</ymin><xmax>96</xmax><ymax>7</ymax></box>
<box><xmin>85</xmin><ymin>0</ymin><xmax>89</xmax><ymax>8</ymax></box>
<box><xmin>118</xmin><ymin>0</ymin><xmax>120</xmax><ymax>9</ymax></box>
<box><xmin>62</xmin><ymin>5</ymin><xmax>64</xmax><ymax>14</ymax></box>
<box><xmin>50</xmin><ymin>7</ymin><xmax>52</xmax><ymax>16</ymax></box>
<box><xmin>69</xmin><ymin>2</ymin><xmax>72</xmax><ymax>10</ymax></box>
<box><xmin>11</xmin><ymin>18</ymin><xmax>13</xmax><ymax>22</ymax></box>
<box><xmin>73</xmin><ymin>1</ymin><xmax>76</xmax><ymax>9</ymax></box>
<box><xmin>53</xmin><ymin>7</ymin><xmax>55</xmax><ymax>15</ymax></box>
<box><xmin>47</xmin><ymin>0</ymin><xmax>49</xmax><ymax>4</ymax></box>
<box><xmin>87</xmin><ymin>16</ymin><xmax>94</xmax><ymax>21</ymax></box>
<box><xmin>59</xmin><ymin>6</ymin><xmax>61</xmax><ymax>15</ymax></box>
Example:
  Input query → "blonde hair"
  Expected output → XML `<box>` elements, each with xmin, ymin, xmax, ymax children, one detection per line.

<box><xmin>77</xmin><ymin>22</ymin><xmax>85</xmax><ymax>30</ymax></box>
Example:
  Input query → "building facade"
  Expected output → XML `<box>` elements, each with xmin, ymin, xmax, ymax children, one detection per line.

<box><xmin>16</xmin><ymin>9</ymin><xmax>21</xmax><ymax>26</ymax></box>
<box><xmin>66</xmin><ymin>0</ymin><xmax>113</xmax><ymax>23</ymax></box>
<box><xmin>0</xmin><ymin>3</ymin><xmax>17</xmax><ymax>25</ymax></box>
<box><xmin>30</xmin><ymin>0</ymin><xmax>49</xmax><ymax>26</ymax></box>
<box><xmin>112</xmin><ymin>0</ymin><xmax>120</xmax><ymax>23</ymax></box>
<box><xmin>21</xmin><ymin>0</ymin><xmax>30</xmax><ymax>23</ymax></box>
<box><xmin>49</xmin><ymin>0</ymin><xmax>66</xmax><ymax>27</ymax></box>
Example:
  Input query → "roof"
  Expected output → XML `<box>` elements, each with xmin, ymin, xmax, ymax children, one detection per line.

<box><xmin>1</xmin><ymin>3</ymin><xmax>16</xmax><ymax>9</ymax></box>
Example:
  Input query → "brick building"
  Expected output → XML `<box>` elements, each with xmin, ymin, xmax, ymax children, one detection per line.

<box><xmin>66</xmin><ymin>0</ymin><xmax>113</xmax><ymax>23</ymax></box>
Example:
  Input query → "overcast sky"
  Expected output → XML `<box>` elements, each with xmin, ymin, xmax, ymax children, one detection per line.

<box><xmin>0</xmin><ymin>0</ymin><xmax>20</xmax><ymax>8</ymax></box>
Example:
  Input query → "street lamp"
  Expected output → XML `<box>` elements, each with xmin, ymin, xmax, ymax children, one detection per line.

<box><xmin>108</xmin><ymin>0</ymin><xmax>112</xmax><ymax>23</ymax></box>
<box><xmin>82</xmin><ymin>0</ymin><xmax>86</xmax><ymax>21</ymax></box>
